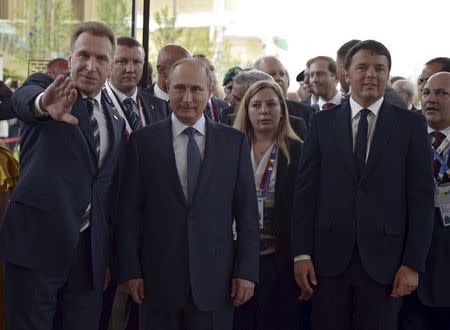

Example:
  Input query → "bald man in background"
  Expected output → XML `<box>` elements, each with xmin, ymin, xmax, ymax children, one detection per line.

<box><xmin>144</xmin><ymin>44</ymin><xmax>192</xmax><ymax>101</ymax></box>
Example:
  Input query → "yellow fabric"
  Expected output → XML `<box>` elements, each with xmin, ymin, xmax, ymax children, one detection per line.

<box><xmin>0</xmin><ymin>143</ymin><xmax>19</xmax><ymax>192</ymax></box>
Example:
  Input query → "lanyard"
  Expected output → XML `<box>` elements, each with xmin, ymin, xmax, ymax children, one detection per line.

<box><xmin>258</xmin><ymin>144</ymin><xmax>278</xmax><ymax>198</ymax></box>
<box><xmin>433</xmin><ymin>148</ymin><xmax>450</xmax><ymax>180</ymax></box>
<box><xmin>432</xmin><ymin>133</ymin><xmax>450</xmax><ymax>180</ymax></box>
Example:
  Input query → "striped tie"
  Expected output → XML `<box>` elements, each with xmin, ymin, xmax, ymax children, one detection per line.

<box><xmin>85</xmin><ymin>97</ymin><xmax>100</xmax><ymax>160</ymax></box>
<box><xmin>123</xmin><ymin>98</ymin><xmax>141</xmax><ymax>131</ymax></box>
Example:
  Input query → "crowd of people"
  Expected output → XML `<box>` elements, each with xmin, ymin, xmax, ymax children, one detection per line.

<box><xmin>0</xmin><ymin>20</ymin><xmax>449</xmax><ymax>330</ymax></box>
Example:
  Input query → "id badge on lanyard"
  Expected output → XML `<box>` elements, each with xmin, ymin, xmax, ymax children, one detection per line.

<box><xmin>433</xmin><ymin>136</ymin><xmax>450</xmax><ymax>226</ymax></box>
<box><xmin>257</xmin><ymin>144</ymin><xmax>278</xmax><ymax>229</ymax></box>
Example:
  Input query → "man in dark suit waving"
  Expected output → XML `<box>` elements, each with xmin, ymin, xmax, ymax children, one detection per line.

<box><xmin>117</xmin><ymin>58</ymin><xmax>259</xmax><ymax>330</ymax></box>
<box><xmin>291</xmin><ymin>40</ymin><xmax>435</xmax><ymax>330</ymax></box>
<box><xmin>0</xmin><ymin>22</ymin><xmax>125</xmax><ymax>330</ymax></box>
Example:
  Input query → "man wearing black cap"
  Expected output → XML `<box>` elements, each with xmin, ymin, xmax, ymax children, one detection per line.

<box><xmin>223</xmin><ymin>66</ymin><xmax>242</xmax><ymax>103</ymax></box>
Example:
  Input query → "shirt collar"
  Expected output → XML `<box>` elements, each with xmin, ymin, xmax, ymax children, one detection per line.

<box><xmin>81</xmin><ymin>90</ymin><xmax>102</xmax><ymax>105</ymax></box>
<box><xmin>427</xmin><ymin>125</ymin><xmax>450</xmax><ymax>137</ymax></box>
<box><xmin>154</xmin><ymin>83</ymin><xmax>169</xmax><ymax>101</ymax></box>
<box><xmin>350</xmin><ymin>96</ymin><xmax>384</xmax><ymax>119</ymax></box>
<box><xmin>107</xmin><ymin>80</ymin><xmax>138</xmax><ymax>103</ymax></box>
<box><xmin>317</xmin><ymin>90</ymin><xmax>342</xmax><ymax>109</ymax></box>
<box><xmin>171</xmin><ymin>112</ymin><xmax>206</xmax><ymax>137</ymax></box>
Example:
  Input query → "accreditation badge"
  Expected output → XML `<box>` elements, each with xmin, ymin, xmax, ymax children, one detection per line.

<box><xmin>435</xmin><ymin>182</ymin><xmax>450</xmax><ymax>227</ymax></box>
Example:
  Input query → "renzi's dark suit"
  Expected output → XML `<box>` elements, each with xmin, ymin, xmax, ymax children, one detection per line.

<box><xmin>0</xmin><ymin>73</ymin><xmax>125</xmax><ymax>330</ymax></box>
<box><xmin>116</xmin><ymin>117</ymin><xmax>259</xmax><ymax>327</ymax></box>
<box><xmin>291</xmin><ymin>99</ymin><xmax>435</xmax><ymax>329</ymax></box>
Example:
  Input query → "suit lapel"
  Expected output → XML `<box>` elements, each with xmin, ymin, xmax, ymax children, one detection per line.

<box><xmin>99</xmin><ymin>93</ymin><xmax>122</xmax><ymax>168</ymax></box>
<box><xmin>335</xmin><ymin>102</ymin><xmax>356</xmax><ymax>180</ymax></box>
<box><xmin>138</xmin><ymin>93</ymin><xmax>152</xmax><ymax>125</ymax></box>
<box><xmin>360</xmin><ymin>101</ymin><xmax>400</xmax><ymax>183</ymax></box>
<box><xmin>72</xmin><ymin>95</ymin><xmax>98</xmax><ymax>161</ymax></box>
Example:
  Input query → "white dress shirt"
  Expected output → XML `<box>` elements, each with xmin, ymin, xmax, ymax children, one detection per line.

<box><xmin>294</xmin><ymin>96</ymin><xmax>384</xmax><ymax>262</ymax></box>
<box><xmin>350</xmin><ymin>96</ymin><xmax>383</xmax><ymax>160</ymax></box>
<box><xmin>154</xmin><ymin>83</ymin><xmax>169</xmax><ymax>101</ymax></box>
<box><xmin>172</xmin><ymin>113</ymin><xmax>206</xmax><ymax>200</ymax></box>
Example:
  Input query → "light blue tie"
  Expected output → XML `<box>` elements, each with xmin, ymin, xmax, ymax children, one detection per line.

<box><xmin>184</xmin><ymin>127</ymin><xmax>202</xmax><ymax>205</ymax></box>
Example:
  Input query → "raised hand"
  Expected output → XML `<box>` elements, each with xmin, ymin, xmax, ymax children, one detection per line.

<box><xmin>40</xmin><ymin>74</ymin><xmax>78</xmax><ymax>125</ymax></box>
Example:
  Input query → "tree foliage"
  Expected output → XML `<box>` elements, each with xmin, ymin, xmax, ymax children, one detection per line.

<box><xmin>4</xmin><ymin>0</ymin><xmax>74</xmax><ymax>79</ymax></box>
<box><xmin>150</xmin><ymin>7</ymin><xmax>213</xmax><ymax>60</ymax></box>
<box><xmin>96</xmin><ymin>0</ymin><xmax>131</xmax><ymax>37</ymax></box>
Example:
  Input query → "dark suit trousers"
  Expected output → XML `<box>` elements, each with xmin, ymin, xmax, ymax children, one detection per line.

<box><xmin>138</xmin><ymin>293</ymin><xmax>233</xmax><ymax>330</ymax></box>
<box><xmin>233</xmin><ymin>254</ymin><xmax>305</xmax><ymax>330</ymax></box>
<box><xmin>400</xmin><ymin>291</ymin><xmax>450</xmax><ymax>330</ymax></box>
<box><xmin>4</xmin><ymin>229</ymin><xmax>104</xmax><ymax>330</ymax></box>
<box><xmin>311</xmin><ymin>250</ymin><xmax>401</xmax><ymax>330</ymax></box>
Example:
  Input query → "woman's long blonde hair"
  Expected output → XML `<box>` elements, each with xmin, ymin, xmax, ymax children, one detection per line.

<box><xmin>233</xmin><ymin>80</ymin><xmax>301</xmax><ymax>164</ymax></box>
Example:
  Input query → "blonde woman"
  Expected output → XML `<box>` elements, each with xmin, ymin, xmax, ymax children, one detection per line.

<box><xmin>233</xmin><ymin>80</ymin><xmax>308</xmax><ymax>330</ymax></box>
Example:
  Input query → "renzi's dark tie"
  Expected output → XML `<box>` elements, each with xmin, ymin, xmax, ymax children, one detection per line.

<box><xmin>432</xmin><ymin>131</ymin><xmax>446</xmax><ymax>179</ymax></box>
<box><xmin>354</xmin><ymin>108</ymin><xmax>371</xmax><ymax>180</ymax></box>
<box><xmin>123</xmin><ymin>97</ymin><xmax>141</xmax><ymax>131</ymax></box>
<box><xmin>184</xmin><ymin>127</ymin><xmax>202</xmax><ymax>205</ymax></box>
<box><xmin>85</xmin><ymin>97</ymin><xmax>100</xmax><ymax>160</ymax></box>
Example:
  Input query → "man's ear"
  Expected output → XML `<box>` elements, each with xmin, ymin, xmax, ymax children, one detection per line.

<box><xmin>156</xmin><ymin>64</ymin><xmax>164</xmax><ymax>75</ymax></box>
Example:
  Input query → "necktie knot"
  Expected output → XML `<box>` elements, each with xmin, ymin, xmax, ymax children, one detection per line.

<box><xmin>322</xmin><ymin>102</ymin><xmax>336</xmax><ymax>110</ymax></box>
<box><xmin>360</xmin><ymin>108</ymin><xmax>371</xmax><ymax>118</ymax></box>
<box><xmin>123</xmin><ymin>97</ymin><xmax>136</xmax><ymax>109</ymax></box>
<box><xmin>85</xmin><ymin>97</ymin><xmax>95</xmax><ymax>113</ymax></box>
<box><xmin>432</xmin><ymin>131</ymin><xmax>446</xmax><ymax>149</ymax></box>
<box><xmin>184</xmin><ymin>127</ymin><xmax>197</xmax><ymax>139</ymax></box>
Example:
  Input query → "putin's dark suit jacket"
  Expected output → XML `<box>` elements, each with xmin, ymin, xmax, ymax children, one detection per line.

<box><xmin>0</xmin><ymin>73</ymin><xmax>125</xmax><ymax>288</ymax></box>
<box><xmin>291</xmin><ymin>99</ymin><xmax>435</xmax><ymax>285</ymax></box>
<box><xmin>117</xmin><ymin>117</ymin><xmax>259</xmax><ymax>312</ymax></box>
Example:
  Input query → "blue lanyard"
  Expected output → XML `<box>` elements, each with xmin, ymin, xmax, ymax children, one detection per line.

<box><xmin>258</xmin><ymin>144</ymin><xmax>278</xmax><ymax>198</ymax></box>
<box><xmin>433</xmin><ymin>148</ymin><xmax>450</xmax><ymax>179</ymax></box>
